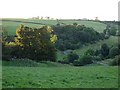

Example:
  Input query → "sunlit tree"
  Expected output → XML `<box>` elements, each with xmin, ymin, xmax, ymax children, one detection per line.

<box><xmin>15</xmin><ymin>25</ymin><xmax>57</xmax><ymax>61</ymax></box>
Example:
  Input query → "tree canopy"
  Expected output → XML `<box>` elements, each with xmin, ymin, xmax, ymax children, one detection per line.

<box><xmin>3</xmin><ymin>24</ymin><xmax>57</xmax><ymax>62</ymax></box>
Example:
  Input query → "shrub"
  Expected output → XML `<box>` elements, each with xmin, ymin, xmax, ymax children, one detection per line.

<box><xmin>109</xmin><ymin>55</ymin><xmax>120</xmax><ymax>66</ymax></box>
<box><xmin>109</xmin><ymin>47</ymin><xmax>119</xmax><ymax>58</ymax></box>
<box><xmin>73</xmin><ymin>60</ymin><xmax>81</xmax><ymax>66</ymax></box>
<box><xmin>2</xmin><ymin>42</ymin><xmax>19</xmax><ymax>61</ymax></box>
<box><xmin>92</xmin><ymin>56</ymin><xmax>102</xmax><ymax>61</ymax></box>
<box><xmin>85</xmin><ymin>49</ymin><xmax>95</xmax><ymax>56</ymax></box>
<box><xmin>76</xmin><ymin>55</ymin><xmax>93</xmax><ymax>66</ymax></box>
<box><xmin>95</xmin><ymin>49</ymin><xmax>101</xmax><ymax>56</ymax></box>
<box><xmin>67</xmin><ymin>52</ymin><xmax>79</xmax><ymax>63</ymax></box>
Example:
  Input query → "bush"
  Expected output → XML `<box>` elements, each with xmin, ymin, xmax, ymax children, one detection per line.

<box><xmin>109</xmin><ymin>55</ymin><xmax>120</xmax><ymax>66</ymax></box>
<box><xmin>85</xmin><ymin>49</ymin><xmax>95</xmax><ymax>56</ymax></box>
<box><xmin>2</xmin><ymin>42</ymin><xmax>19</xmax><ymax>61</ymax></box>
<box><xmin>109</xmin><ymin>47</ymin><xmax>119</xmax><ymax>58</ymax></box>
<box><xmin>80</xmin><ymin>55</ymin><xmax>93</xmax><ymax>65</ymax></box>
<box><xmin>95</xmin><ymin>49</ymin><xmax>101</xmax><ymax>56</ymax></box>
<box><xmin>73</xmin><ymin>60</ymin><xmax>81</xmax><ymax>66</ymax></box>
<box><xmin>67</xmin><ymin>52</ymin><xmax>79</xmax><ymax>63</ymax></box>
<box><xmin>75</xmin><ymin>55</ymin><xmax>93</xmax><ymax>66</ymax></box>
<box><xmin>92</xmin><ymin>56</ymin><xmax>102</xmax><ymax>61</ymax></box>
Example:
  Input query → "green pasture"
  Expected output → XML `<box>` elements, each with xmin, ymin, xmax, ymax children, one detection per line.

<box><xmin>2</xmin><ymin>64</ymin><xmax>118</xmax><ymax>88</ymax></box>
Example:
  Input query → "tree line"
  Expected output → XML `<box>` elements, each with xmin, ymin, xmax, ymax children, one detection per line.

<box><xmin>52</xmin><ymin>23</ymin><xmax>105</xmax><ymax>51</ymax></box>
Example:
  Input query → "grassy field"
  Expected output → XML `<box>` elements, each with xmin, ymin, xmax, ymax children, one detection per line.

<box><xmin>2</xmin><ymin>64</ymin><xmax>118</xmax><ymax>88</ymax></box>
<box><xmin>1</xmin><ymin>19</ymin><xmax>106</xmax><ymax>35</ymax></box>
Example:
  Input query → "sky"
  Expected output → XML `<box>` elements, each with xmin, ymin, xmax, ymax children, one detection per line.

<box><xmin>0</xmin><ymin>0</ymin><xmax>119</xmax><ymax>21</ymax></box>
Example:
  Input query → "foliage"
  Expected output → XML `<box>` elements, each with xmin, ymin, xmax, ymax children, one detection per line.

<box><xmin>53</xmin><ymin>24</ymin><xmax>104</xmax><ymax>51</ymax></box>
<box><xmin>100</xmin><ymin>43</ymin><xmax>110</xmax><ymax>58</ymax></box>
<box><xmin>109</xmin><ymin>47</ymin><xmax>119</xmax><ymax>58</ymax></box>
<box><xmin>73</xmin><ymin>22</ymin><xmax>78</xmax><ymax>26</ymax></box>
<box><xmin>92</xmin><ymin>56</ymin><xmax>102</xmax><ymax>61</ymax></box>
<box><xmin>84</xmin><ymin>49</ymin><xmax>95</xmax><ymax>56</ymax></box>
<box><xmin>73</xmin><ymin>36</ymin><xmax>118</xmax><ymax>58</ymax></box>
<box><xmin>74</xmin><ymin>54</ymin><xmax>93</xmax><ymax>66</ymax></box>
<box><xmin>109</xmin><ymin>55</ymin><xmax>120</xmax><ymax>66</ymax></box>
<box><xmin>95</xmin><ymin>49</ymin><xmax>101</xmax><ymax>56</ymax></box>
<box><xmin>14</xmin><ymin>25</ymin><xmax>57</xmax><ymax>61</ymax></box>
<box><xmin>67</xmin><ymin>52</ymin><xmax>79</xmax><ymax>63</ymax></box>
<box><xmin>2</xmin><ymin>25</ymin><xmax>57</xmax><ymax>62</ymax></box>
<box><xmin>2</xmin><ymin>42</ymin><xmax>19</xmax><ymax>61</ymax></box>
<box><xmin>104</xmin><ymin>24</ymin><xmax>118</xmax><ymax>36</ymax></box>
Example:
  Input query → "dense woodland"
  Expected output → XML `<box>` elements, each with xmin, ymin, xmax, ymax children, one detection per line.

<box><xmin>53</xmin><ymin>24</ymin><xmax>105</xmax><ymax>51</ymax></box>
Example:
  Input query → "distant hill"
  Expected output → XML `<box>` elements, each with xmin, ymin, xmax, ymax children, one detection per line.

<box><xmin>1</xmin><ymin>19</ymin><xmax>107</xmax><ymax>35</ymax></box>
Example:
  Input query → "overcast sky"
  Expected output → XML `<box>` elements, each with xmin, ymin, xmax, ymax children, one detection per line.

<box><xmin>0</xmin><ymin>0</ymin><xmax>119</xmax><ymax>21</ymax></box>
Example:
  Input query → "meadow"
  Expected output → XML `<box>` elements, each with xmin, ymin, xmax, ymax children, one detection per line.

<box><xmin>2</xmin><ymin>64</ymin><xmax>118</xmax><ymax>88</ymax></box>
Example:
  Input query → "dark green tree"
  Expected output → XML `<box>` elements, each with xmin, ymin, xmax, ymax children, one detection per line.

<box><xmin>101</xmin><ymin>43</ymin><xmax>109</xmax><ymax>58</ymax></box>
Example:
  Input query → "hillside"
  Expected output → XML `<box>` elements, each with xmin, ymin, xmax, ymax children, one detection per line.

<box><xmin>57</xmin><ymin>36</ymin><xmax>118</xmax><ymax>61</ymax></box>
<box><xmin>1</xmin><ymin>19</ymin><xmax>106</xmax><ymax>35</ymax></box>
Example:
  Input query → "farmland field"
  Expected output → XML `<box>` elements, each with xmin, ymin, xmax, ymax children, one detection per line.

<box><xmin>2</xmin><ymin>65</ymin><xmax>118</xmax><ymax>88</ymax></box>
<box><xmin>1</xmin><ymin>19</ymin><xmax>107</xmax><ymax>35</ymax></box>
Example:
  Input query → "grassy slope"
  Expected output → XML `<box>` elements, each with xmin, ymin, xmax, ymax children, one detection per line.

<box><xmin>75</xmin><ymin>36</ymin><xmax>118</xmax><ymax>56</ymax></box>
<box><xmin>2</xmin><ymin>65</ymin><xmax>118</xmax><ymax>88</ymax></box>
<box><xmin>2</xmin><ymin>19</ymin><xmax>106</xmax><ymax>35</ymax></box>
<box><xmin>57</xmin><ymin>36</ymin><xmax>118</xmax><ymax>60</ymax></box>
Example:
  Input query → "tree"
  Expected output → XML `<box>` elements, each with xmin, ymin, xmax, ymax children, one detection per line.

<box><xmin>101</xmin><ymin>43</ymin><xmax>109</xmax><ymax>58</ymax></box>
<box><xmin>15</xmin><ymin>25</ymin><xmax>57</xmax><ymax>62</ymax></box>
